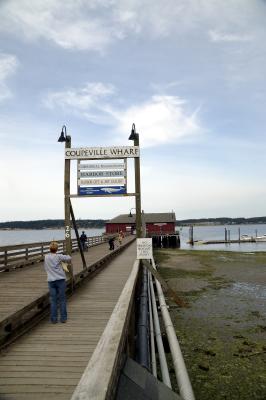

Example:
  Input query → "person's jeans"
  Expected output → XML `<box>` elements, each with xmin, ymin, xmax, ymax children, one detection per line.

<box><xmin>48</xmin><ymin>279</ymin><xmax>67</xmax><ymax>322</ymax></box>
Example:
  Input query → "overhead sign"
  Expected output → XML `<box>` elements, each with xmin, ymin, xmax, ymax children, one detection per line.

<box><xmin>137</xmin><ymin>239</ymin><xmax>153</xmax><ymax>260</ymax></box>
<box><xmin>79</xmin><ymin>186</ymin><xmax>126</xmax><ymax>195</ymax></box>
<box><xmin>78</xmin><ymin>178</ymin><xmax>125</xmax><ymax>186</ymax></box>
<box><xmin>78</xmin><ymin>163</ymin><xmax>125</xmax><ymax>170</ymax></box>
<box><xmin>66</xmin><ymin>146</ymin><xmax>139</xmax><ymax>160</ymax></box>
<box><xmin>80</xmin><ymin>171</ymin><xmax>125</xmax><ymax>178</ymax></box>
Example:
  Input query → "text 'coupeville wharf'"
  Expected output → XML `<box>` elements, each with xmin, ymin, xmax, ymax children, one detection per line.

<box><xmin>65</xmin><ymin>146</ymin><xmax>140</xmax><ymax>159</ymax></box>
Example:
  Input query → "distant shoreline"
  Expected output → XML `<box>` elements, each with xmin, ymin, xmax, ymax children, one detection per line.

<box><xmin>1</xmin><ymin>217</ymin><xmax>266</xmax><ymax>230</ymax></box>
<box><xmin>0</xmin><ymin>227</ymin><xmax>104</xmax><ymax>231</ymax></box>
<box><xmin>1</xmin><ymin>222</ymin><xmax>266</xmax><ymax>231</ymax></box>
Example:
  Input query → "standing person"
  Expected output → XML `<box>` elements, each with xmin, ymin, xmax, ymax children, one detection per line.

<box><xmin>118</xmin><ymin>232</ymin><xmax>123</xmax><ymax>246</ymax></box>
<box><xmin>108</xmin><ymin>236</ymin><xmax>115</xmax><ymax>250</ymax></box>
<box><xmin>44</xmin><ymin>241</ymin><xmax>71</xmax><ymax>324</ymax></box>
<box><xmin>80</xmin><ymin>231</ymin><xmax>87</xmax><ymax>251</ymax></box>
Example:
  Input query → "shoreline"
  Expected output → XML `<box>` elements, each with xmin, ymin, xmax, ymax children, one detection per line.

<box><xmin>156</xmin><ymin>248</ymin><xmax>266</xmax><ymax>399</ymax></box>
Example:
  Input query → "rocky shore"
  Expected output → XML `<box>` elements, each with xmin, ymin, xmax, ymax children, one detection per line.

<box><xmin>155</xmin><ymin>249</ymin><xmax>266</xmax><ymax>399</ymax></box>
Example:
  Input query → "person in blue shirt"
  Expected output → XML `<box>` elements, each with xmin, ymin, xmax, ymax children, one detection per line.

<box><xmin>44</xmin><ymin>241</ymin><xmax>71</xmax><ymax>323</ymax></box>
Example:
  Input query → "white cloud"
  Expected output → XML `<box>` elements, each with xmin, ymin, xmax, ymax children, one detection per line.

<box><xmin>44</xmin><ymin>82</ymin><xmax>115</xmax><ymax>125</ymax></box>
<box><xmin>45</xmin><ymin>82</ymin><xmax>115</xmax><ymax>110</ymax></box>
<box><xmin>0</xmin><ymin>53</ymin><xmax>18</xmax><ymax>101</ymax></box>
<box><xmin>0</xmin><ymin>0</ymin><xmax>264</xmax><ymax>51</ymax></box>
<box><xmin>43</xmin><ymin>82</ymin><xmax>203</xmax><ymax>147</ymax></box>
<box><xmin>112</xmin><ymin>95</ymin><xmax>202</xmax><ymax>147</ymax></box>
<box><xmin>209</xmin><ymin>30</ymin><xmax>252</xmax><ymax>43</ymax></box>
<box><xmin>0</xmin><ymin>0</ymin><xmax>114</xmax><ymax>51</ymax></box>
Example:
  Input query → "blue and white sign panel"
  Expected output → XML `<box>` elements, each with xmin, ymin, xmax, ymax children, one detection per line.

<box><xmin>77</xmin><ymin>159</ymin><xmax>128</xmax><ymax>197</ymax></box>
<box><xmin>79</xmin><ymin>186</ymin><xmax>126</xmax><ymax>196</ymax></box>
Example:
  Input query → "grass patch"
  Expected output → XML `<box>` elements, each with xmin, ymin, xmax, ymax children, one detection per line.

<box><xmin>158</xmin><ymin>266</ymin><xmax>212</xmax><ymax>280</ymax></box>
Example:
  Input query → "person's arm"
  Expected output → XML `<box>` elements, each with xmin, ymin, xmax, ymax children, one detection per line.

<box><xmin>59</xmin><ymin>254</ymin><xmax>72</xmax><ymax>263</ymax></box>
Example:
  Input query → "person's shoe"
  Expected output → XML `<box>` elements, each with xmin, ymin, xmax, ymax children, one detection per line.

<box><xmin>61</xmin><ymin>320</ymin><xmax>67</xmax><ymax>323</ymax></box>
<box><xmin>51</xmin><ymin>321</ymin><xmax>57</xmax><ymax>324</ymax></box>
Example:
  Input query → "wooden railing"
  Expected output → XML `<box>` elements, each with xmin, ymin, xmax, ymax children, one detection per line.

<box><xmin>0</xmin><ymin>236</ymin><xmax>136</xmax><ymax>349</ymax></box>
<box><xmin>0</xmin><ymin>236</ymin><xmax>106</xmax><ymax>272</ymax></box>
<box><xmin>71</xmin><ymin>259</ymin><xmax>141</xmax><ymax>400</ymax></box>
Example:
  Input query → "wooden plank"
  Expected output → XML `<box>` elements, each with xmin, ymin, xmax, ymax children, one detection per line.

<box><xmin>0</xmin><ymin>241</ymin><xmax>137</xmax><ymax>400</ymax></box>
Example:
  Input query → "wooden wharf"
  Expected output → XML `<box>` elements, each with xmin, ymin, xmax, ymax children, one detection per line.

<box><xmin>200</xmin><ymin>239</ymin><xmax>255</xmax><ymax>245</ymax></box>
<box><xmin>0</xmin><ymin>238</ymin><xmax>137</xmax><ymax>399</ymax></box>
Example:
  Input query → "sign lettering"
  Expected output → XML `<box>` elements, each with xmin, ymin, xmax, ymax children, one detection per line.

<box><xmin>78</xmin><ymin>163</ymin><xmax>125</xmax><ymax>170</ymax></box>
<box><xmin>137</xmin><ymin>239</ymin><xmax>153</xmax><ymax>259</ymax></box>
<box><xmin>79</xmin><ymin>178</ymin><xmax>125</xmax><ymax>185</ymax></box>
<box><xmin>65</xmin><ymin>146</ymin><xmax>139</xmax><ymax>159</ymax></box>
<box><xmin>80</xmin><ymin>171</ymin><xmax>124</xmax><ymax>178</ymax></box>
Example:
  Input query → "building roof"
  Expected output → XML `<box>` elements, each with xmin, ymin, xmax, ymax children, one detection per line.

<box><xmin>107</xmin><ymin>212</ymin><xmax>176</xmax><ymax>224</ymax></box>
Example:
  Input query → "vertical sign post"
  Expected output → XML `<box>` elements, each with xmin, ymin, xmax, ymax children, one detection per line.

<box><xmin>64</xmin><ymin>135</ymin><xmax>73</xmax><ymax>280</ymax></box>
<box><xmin>133</xmin><ymin>131</ymin><xmax>142</xmax><ymax>238</ymax></box>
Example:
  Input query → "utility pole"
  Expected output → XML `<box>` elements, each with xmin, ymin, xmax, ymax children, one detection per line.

<box><xmin>64</xmin><ymin>135</ymin><xmax>72</xmax><ymax>257</ymax></box>
<box><xmin>135</xmin><ymin>131</ymin><xmax>142</xmax><ymax>238</ymax></box>
<box><xmin>129</xmin><ymin>124</ymin><xmax>142</xmax><ymax>238</ymax></box>
<box><xmin>58</xmin><ymin>126</ymin><xmax>73</xmax><ymax>283</ymax></box>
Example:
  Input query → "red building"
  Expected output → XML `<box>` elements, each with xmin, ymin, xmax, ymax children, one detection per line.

<box><xmin>105</xmin><ymin>212</ymin><xmax>176</xmax><ymax>235</ymax></box>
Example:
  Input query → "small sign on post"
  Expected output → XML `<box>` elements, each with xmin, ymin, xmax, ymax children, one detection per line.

<box><xmin>137</xmin><ymin>238</ymin><xmax>153</xmax><ymax>260</ymax></box>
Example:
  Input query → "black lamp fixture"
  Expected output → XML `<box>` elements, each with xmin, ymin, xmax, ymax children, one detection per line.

<box><xmin>128</xmin><ymin>207</ymin><xmax>136</xmax><ymax>217</ymax></box>
<box><xmin>128</xmin><ymin>123</ymin><xmax>139</xmax><ymax>141</ymax></box>
<box><xmin>58</xmin><ymin>125</ymin><xmax>70</xmax><ymax>142</ymax></box>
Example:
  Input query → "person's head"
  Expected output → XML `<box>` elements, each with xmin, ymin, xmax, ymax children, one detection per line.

<box><xmin>50</xmin><ymin>241</ymin><xmax>58</xmax><ymax>253</ymax></box>
<box><xmin>82</xmin><ymin>231</ymin><xmax>85</xmax><ymax>234</ymax></box>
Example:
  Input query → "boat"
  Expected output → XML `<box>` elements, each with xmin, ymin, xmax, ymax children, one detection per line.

<box><xmin>241</xmin><ymin>235</ymin><xmax>252</xmax><ymax>241</ymax></box>
<box><xmin>255</xmin><ymin>235</ymin><xmax>266</xmax><ymax>242</ymax></box>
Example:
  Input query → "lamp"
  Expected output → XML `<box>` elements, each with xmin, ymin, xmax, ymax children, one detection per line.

<box><xmin>128</xmin><ymin>207</ymin><xmax>136</xmax><ymax>217</ymax></box>
<box><xmin>58</xmin><ymin>125</ymin><xmax>70</xmax><ymax>142</ymax></box>
<box><xmin>128</xmin><ymin>123</ymin><xmax>139</xmax><ymax>141</ymax></box>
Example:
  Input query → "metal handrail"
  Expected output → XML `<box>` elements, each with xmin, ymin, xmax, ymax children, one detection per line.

<box><xmin>151</xmin><ymin>258</ymin><xmax>195</xmax><ymax>400</ymax></box>
<box><xmin>149</xmin><ymin>269</ymin><xmax>172</xmax><ymax>388</ymax></box>
<box><xmin>148</xmin><ymin>271</ymin><xmax>157</xmax><ymax>377</ymax></box>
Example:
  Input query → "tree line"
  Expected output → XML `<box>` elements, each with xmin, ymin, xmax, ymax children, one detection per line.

<box><xmin>1</xmin><ymin>216</ymin><xmax>266</xmax><ymax>230</ymax></box>
<box><xmin>176</xmin><ymin>217</ymin><xmax>266</xmax><ymax>225</ymax></box>
<box><xmin>0</xmin><ymin>219</ymin><xmax>107</xmax><ymax>230</ymax></box>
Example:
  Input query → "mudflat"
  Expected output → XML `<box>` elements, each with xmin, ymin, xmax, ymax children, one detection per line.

<box><xmin>155</xmin><ymin>249</ymin><xmax>266</xmax><ymax>400</ymax></box>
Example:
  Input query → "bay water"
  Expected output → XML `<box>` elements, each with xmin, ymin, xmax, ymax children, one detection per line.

<box><xmin>1</xmin><ymin>224</ymin><xmax>266</xmax><ymax>251</ymax></box>
<box><xmin>0</xmin><ymin>228</ymin><xmax>105</xmax><ymax>247</ymax></box>
<box><xmin>179</xmin><ymin>224</ymin><xmax>266</xmax><ymax>251</ymax></box>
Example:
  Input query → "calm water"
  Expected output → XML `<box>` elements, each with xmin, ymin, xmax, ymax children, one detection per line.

<box><xmin>179</xmin><ymin>224</ymin><xmax>266</xmax><ymax>252</ymax></box>
<box><xmin>1</xmin><ymin>224</ymin><xmax>266</xmax><ymax>252</ymax></box>
<box><xmin>0</xmin><ymin>228</ymin><xmax>105</xmax><ymax>246</ymax></box>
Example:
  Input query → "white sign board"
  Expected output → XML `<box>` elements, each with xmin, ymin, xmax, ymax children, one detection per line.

<box><xmin>66</xmin><ymin>146</ymin><xmax>139</xmax><ymax>160</ymax></box>
<box><xmin>137</xmin><ymin>238</ymin><xmax>153</xmax><ymax>260</ymax></box>
<box><xmin>78</xmin><ymin>178</ymin><xmax>125</xmax><ymax>185</ymax></box>
<box><xmin>78</xmin><ymin>163</ymin><xmax>125</xmax><ymax>170</ymax></box>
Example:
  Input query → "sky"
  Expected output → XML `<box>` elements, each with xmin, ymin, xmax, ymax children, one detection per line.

<box><xmin>0</xmin><ymin>0</ymin><xmax>266</xmax><ymax>221</ymax></box>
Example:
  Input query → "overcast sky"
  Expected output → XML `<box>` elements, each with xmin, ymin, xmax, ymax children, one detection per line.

<box><xmin>0</xmin><ymin>0</ymin><xmax>266</xmax><ymax>221</ymax></box>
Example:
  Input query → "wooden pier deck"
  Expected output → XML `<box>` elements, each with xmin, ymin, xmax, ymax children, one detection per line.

<box><xmin>0</xmin><ymin>236</ymin><xmax>133</xmax><ymax>331</ymax></box>
<box><xmin>0</xmin><ymin>240</ymin><xmax>137</xmax><ymax>399</ymax></box>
